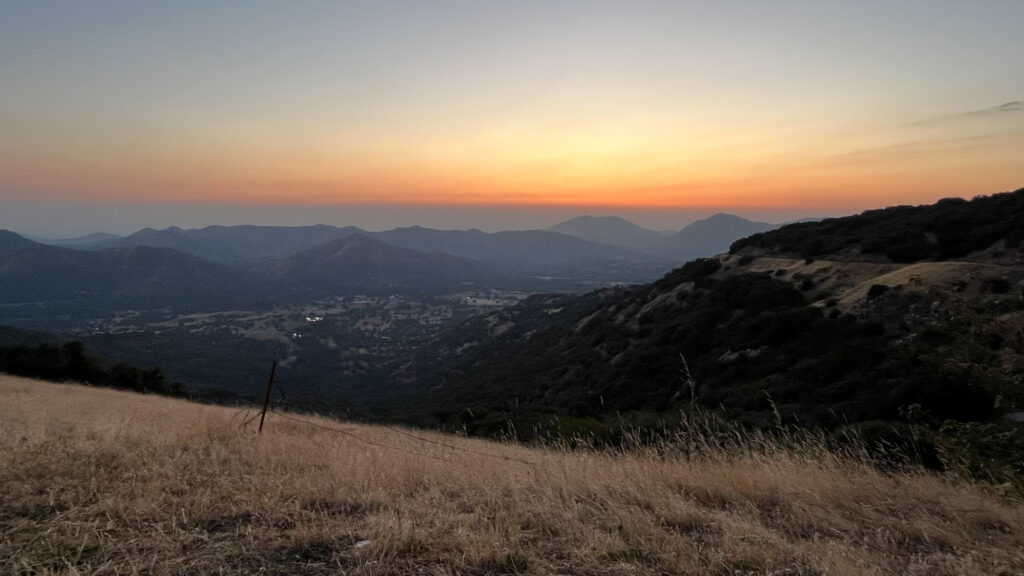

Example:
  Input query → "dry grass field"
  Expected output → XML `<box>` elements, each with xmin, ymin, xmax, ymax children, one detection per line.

<box><xmin>2</xmin><ymin>375</ymin><xmax>1023</xmax><ymax>575</ymax></box>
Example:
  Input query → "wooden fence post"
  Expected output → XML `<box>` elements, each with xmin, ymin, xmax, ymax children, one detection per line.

<box><xmin>258</xmin><ymin>360</ymin><xmax>277</xmax><ymax>434</ymax></box>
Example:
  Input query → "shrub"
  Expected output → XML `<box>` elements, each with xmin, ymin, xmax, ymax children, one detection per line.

<box><xmin>867</xmin><ymin>284</ymin><xmax>889</xmax><ymax>299</ymax></box>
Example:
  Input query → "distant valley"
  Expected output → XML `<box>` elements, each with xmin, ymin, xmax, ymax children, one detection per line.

<box><xmin>1</xmin><ymin>212</ymin><xmax>781</xmax><ymax>404</ymax></box>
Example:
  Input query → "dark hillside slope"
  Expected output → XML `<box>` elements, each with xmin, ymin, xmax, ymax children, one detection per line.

<box><xmin>0</xmin><ymin>324</ymin><xmax>55</xmax><ymax>346</ymax></box>
<box><xmin>393</xmin><ymin>191</ymin><xmax>1024</xmax><ymax>466</ymax></box>
<box><xmin>0</xmin><ymin>230</ymin><xmax>39</xmax><ymax>256</ymax></box>
<box><xmin>371</xmin><ymin>226</ymin><xmax>647</xmax><ymax>264</ymax></box>
<box><xmin>398</xmin><ymin>265</ymin><xmax>1006</xmax><ymax>434</ymax></box>
<box><xmin>111</xmin><ymin>224</ymin><xmax>364</xmax><ymax>263</ymax></box>
<box><xmin>253</xmin><ymin>234</ymin><xmax>493</xmax><ymax>296</ymax></box>
<box><xmin>0</xmin><ymin>240</ymin><xmax>264</xmax><ymax>307</ymax></box>
<box><xmin>731</xmin><ymin>188</ymin><xmax>1024</xmax><ymax>262</ymax></box>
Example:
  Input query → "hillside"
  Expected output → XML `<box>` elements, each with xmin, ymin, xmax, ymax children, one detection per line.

<box><xmin>549</xmin><ymin>215</ymin><xmax>666</xmax><ymax>251</ymax></box>
<box><xmin>662</xmin><ymin>213</ymin><xmax>777</xmax><ymax>259</ymax></box>
<box><xmin>34</xmin><ymin>232</ymin><xmax>122</xmax><ymax>248</ymax></box>
<box><xmin>3</xmin><ymin>375</ymin><xmax>1022</xmax><ymax>575</ymax></box>
<box><xmin>548</xmin><ymin>214</ymin><xmax>781</xmax><ymax>260</ymax></box>
<box><xmin>0</xmin><ymin>238</ymin><xmax>265</xmax><ymax>307</ymax></box>
<box><xmin>731</xmin><ymin>190</ymin><xmax>1024</xmax><ymax>263</ymax></box>
<box><xmin>253</xmin><ymin>233</ymin><xmax>494</xmax><ymax>296</ymax></box>
<box><xmin>0</xmin><ymin>229</ymin><xmax>39</xmax><ymax>255</ymax></box>
<box><xmin>78</xmin><ymin>223</ymin><xmax>652</xmax><ymax>266</ymax></box>
<box><xmin>390</xmin><ymin>191</ymin><xmax>1024</xmax><ymax>483</ymax></box>
<box><xmin>372</xmin><ymin>226</ymin><xmax>647</xmax><ymax>265</ymax></box>
<box><xmin>106</xmin><ymin>224</ymin><xmax>365</xmax><ymax>263</ymax></box>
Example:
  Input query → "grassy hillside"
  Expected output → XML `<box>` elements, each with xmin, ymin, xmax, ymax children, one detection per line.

<box><xmin>2</xmin><ymin>375</ymin><xmax>1023</xmax><ymax>575</ymax></box>
<box><xmin>391</xmin><ymin>191</ymin><xmax>1024</xmax><ymax>488</ymax></box>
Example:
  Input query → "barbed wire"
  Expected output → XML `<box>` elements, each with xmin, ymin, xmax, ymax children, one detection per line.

<box><xmin>269</xmin><ymin>407</ymin><xmax>453</xmax><ymax>463</ymax></box>
<box><xmin>268</xmin><ymin>407</ymin><xmax>538</xmax><ymax>470</ymax></box>
<box><xmin>378</xmin><ymin>423</ymin><xmax>539</xmax><ymax>468</ymax></box>
<box><xmin>245</xmin><ymin>362</ymin><xmax>538</xmax><ymax>470</ymax></box>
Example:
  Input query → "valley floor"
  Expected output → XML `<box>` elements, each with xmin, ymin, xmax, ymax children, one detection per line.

<box><xmin>1</xmin><ymin>375</ymin><xmax>1022</xmax><ymax>575</ymax></box>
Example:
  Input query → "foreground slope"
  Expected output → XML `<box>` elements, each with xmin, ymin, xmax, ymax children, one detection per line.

<box><xmin>398</xmin><ymin>191</ymin><xmax>1023</xmax><ymax>432</ymax></box>
<box><xmin>2</xmin><ymin>375</ymin><xmax>1023</xmax><ymax>575</ymax></box>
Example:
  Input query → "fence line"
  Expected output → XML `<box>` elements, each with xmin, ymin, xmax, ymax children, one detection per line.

<box><xmin>378</xmin><ymin>423</ymin><xmax>540</xmax><ymax>468</ymax></box>
<box><xmin>248</xmin><ymin>360</ymin><xmax>537</xmax><ymax>470</ymax></box>
<box><xmin>267</xmin><ymin>407</ymin><xmax>538</xmax><ymax>470</ymax></box>
<box><xmin>269</xmin><ymin>407</ymin><xmax>454</xmax><ymax>463</ymax></box>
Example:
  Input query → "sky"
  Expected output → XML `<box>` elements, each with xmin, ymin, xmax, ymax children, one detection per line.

<box><xmin>2</xmin><ymin>1</ymin><xmax>1023</xmax><ymax>236</ymax></box>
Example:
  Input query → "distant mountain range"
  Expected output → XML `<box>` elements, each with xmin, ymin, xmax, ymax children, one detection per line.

<box><xmin>34</xmin><ymin>232</ymin><xmax>123</xmax><ymax>248</ymax></box>
<box><xmin>2</xmin><ymin>212</ymin><xmax>792</xmax><ymax>307</ymax></box>
<box><xmin>0</xmin><ymin>232</ymin><xmax>496</xmax><ymax>307</ymax></box>
<box><xmin>661</xmin><ymin>213</ymin><xmax>776</xmax><ymax>258</ymax></box>
<box><xmin>0</xmin><ymin>239</ymin><xmax>261</xmax><ymax>307</ymax></box>
<box><xmin>549</xmin><ymin>215</ymin><xmax>668</xmax><ymax>252</ymax></box>
<box><xmin>388</xmin><ymin>188</ymin><xmax>1024</xmax><ymax>452</ymax></box>
<box><xmin>549</xmin><ymin>213</ymin><xmax>779</xmax><ymax>259</ymax></box>
<box><xmin>372</xmin><ymin>226</ymin><xmax>647</xmax><ymax>264</ymax></box>
<box><xmin>34</xmin><ymin>212</ymin><xmax>783</xmax><ymax>267</ymax></box>
<box><xmin>44</xmin><ymin>224</ymin><xmax>645</xmax><ymax>265</ymax></box>
<box><xmin>56</xmin><ymin>225</ymin><xmax>362</xmax><ymax>263</ymax></box>
<box><xmin>253</xmin><ymin>234</ymin><xmax>492</xmax><ymax>295</ymax></box>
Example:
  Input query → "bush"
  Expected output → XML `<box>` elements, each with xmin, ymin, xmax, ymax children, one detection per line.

<box><xmin>0</xmin><ymin>342</ymin><xmax>185</xmax><ymax>397</ymax></box>
<box><xmin>983</xmin><ymin>277</ymin><xmax>1010</xmax><ymax>294</ymax></box>
<box><xmin>867</xmin><ymin>284</ymin><xmax>889</xmax><ymax>299</ymax></box>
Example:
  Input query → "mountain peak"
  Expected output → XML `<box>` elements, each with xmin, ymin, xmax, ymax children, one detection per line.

<box><xmin>549</xmin><ymin>215</ymin><xmax>662</xmax><ymax>252</ymax></box>
<box><xmin>662</xmin><ymin>214</ymin><xmax>778</xmax><ymax>258</ymax></box>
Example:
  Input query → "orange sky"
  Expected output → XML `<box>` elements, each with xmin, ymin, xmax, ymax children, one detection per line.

<box><xmin>2</xmin><ymin>2</ymin><xmax>1023</xmax><ymax>230</ymax></box>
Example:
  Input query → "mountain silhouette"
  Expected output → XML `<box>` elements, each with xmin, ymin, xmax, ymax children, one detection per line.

<box><xmin>660</xmin><ymin>213</ymin><xmax>777</xmax><ymax>259</ymax></box>
<box><xmin>0</xmin><ymin>232</ymin><xmax>262</xmax><ymax>306</ymax></box>
<box><xmin>253</xmin><ymin>233</ymin><xmax>493</xmax><ymax>295</ymax></box>
<box><xmin>549</xmin><ymin>215</ymin><xmax>665</xmax><ymax>251</ymax></box>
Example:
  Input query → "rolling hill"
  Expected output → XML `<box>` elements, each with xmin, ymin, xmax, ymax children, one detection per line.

<box><xmin>0</xmin><ymin>229</ymin><xmax>39</xmax><ymax>256</ymax></box>
<box><xmin>0</xmin><ymin>234</ymin><xmax>264</xmax><ymax>307</ymax></box>
<box><xmin>731</xmin><ymin>193</ymin><xmax>1024</xmax><ymax>263</ymax></box>
<box><xmin>549</xmin><ymin>213</ymin><xmax>781</xmax><ymax>261</ymax></box>
<box><xmin>33</xmin><ymin>232</ymin><xmax>122</xmax><ymax>248</ymax></box>
<box><xmin>371</xmin><ymin>226</ymin><xmax>648</xmax><ymax>265</ymax></box>
<box><xmin>101</xmin><ymin>224</ymin><xmax>365</xmax><ymax>263</ymax></box>
<box><xmin>3</xmin><ymin>375</ymin><xmax>1021</xmax><ymax>575</ymax></box>
<box><xmin>388</xmin><ymin>189</ymin><xmax>1024</xmax><ymax>482</ymax></box>
<box><xmin>253</xmin><ymin>233</ymin><xmax>494</xmax><ymax>296</ymax></box>
<box><xmin>661</xmin><ymin>213</ymin><xmax>777</xmax><ymax>259</ymax></box>
<box><xmin>549</xmin><ymin>215</ymin><xmax>667</xmax><ymax>252</ymax></box>
<box><xmin>72</xmin><ymin>223</ymin><xmax>652</xmax><ymax>267</ymax></box>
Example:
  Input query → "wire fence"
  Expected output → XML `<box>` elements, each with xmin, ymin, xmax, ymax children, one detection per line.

<box><xmin>234</xmin><ymin>372</ymin><xmax>539</xmax><ymax>471</ymax></box>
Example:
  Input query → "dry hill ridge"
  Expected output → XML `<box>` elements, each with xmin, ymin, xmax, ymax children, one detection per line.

<box><xmin>2</xmin><ymin>375</ymin><xmax>1023</xmax><ymax>575</ymax></box>
<box><xmin>718</xmin><ymin>249</ymin><xmax>1023</xmax><ymax>314</ymax></box>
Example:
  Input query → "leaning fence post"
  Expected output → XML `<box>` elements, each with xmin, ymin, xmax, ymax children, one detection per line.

<box><xmin>258</xmin><ymin>360</ymin><xmax>277</xmax><ymax>434</ymax></box>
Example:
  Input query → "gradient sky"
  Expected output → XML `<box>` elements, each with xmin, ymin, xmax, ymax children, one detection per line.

<box><xmin>2</xmin><ymin>1</ymin><xmax>1023</xmax><ymax>235</ymax></box>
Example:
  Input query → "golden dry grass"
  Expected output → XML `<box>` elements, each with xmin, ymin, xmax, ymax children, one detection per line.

<box><xmin>2</xmin><ymin>375</ymin><xmax>1023</xmax><ymax>575</ymax></box>
<box><xmin>738</xmin><ymin>254</ymin><xmax>1023</xmax><ymax>312</ymax></box>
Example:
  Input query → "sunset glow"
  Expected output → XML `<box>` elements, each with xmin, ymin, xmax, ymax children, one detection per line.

<box><xmin>2</xmin><ymin>1</ymin><xmax>1023</xmax><ymax>233</ymax></box>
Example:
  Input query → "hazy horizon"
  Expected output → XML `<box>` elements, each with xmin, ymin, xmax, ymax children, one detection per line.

<box><xmin>3</xmin><ymin>1</ymin><xmax>1023</xmax><ymax>229</ymax></box>
<box><xmin>3</xmin><ymin>201</ymin><xmax>877</xmax><ymax>239</ymax></box>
